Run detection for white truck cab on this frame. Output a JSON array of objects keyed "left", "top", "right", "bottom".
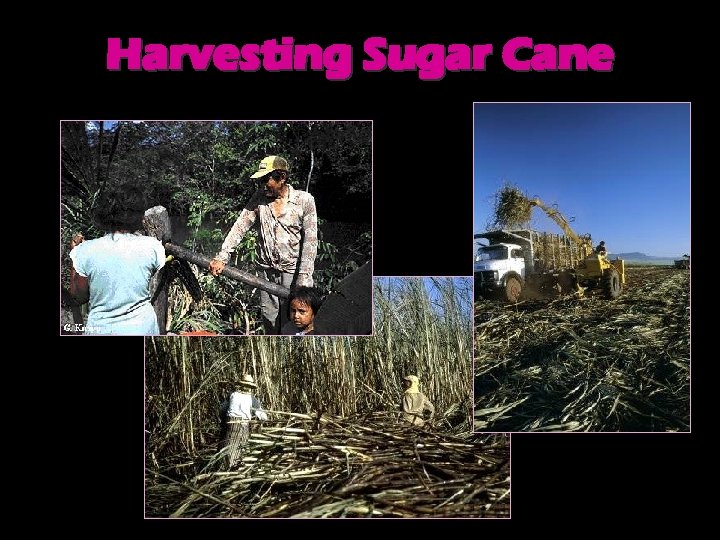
[{"left": 474, "top": 242, "right": 526, "bottom": 295}]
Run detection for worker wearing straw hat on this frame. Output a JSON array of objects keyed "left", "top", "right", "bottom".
[
  {"left": 402, "top": 375, "right": 435, "bottom": 426},
  {"left": 219, "top": 374, "right": 268, "bottom": 468},
  {"left": 209, "top": 155, "right": 318, "bottom": 334}
]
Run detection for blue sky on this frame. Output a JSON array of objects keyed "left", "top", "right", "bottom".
[{"left": 473, "top": 103, "right": 690, "bottom": 257}]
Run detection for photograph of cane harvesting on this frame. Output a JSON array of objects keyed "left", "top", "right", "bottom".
[
  {"left": 60, "top": 120, "right": 372, "bottom": 336},
  {"left": 473, "top": 103, "right": 690, "bottom": 432},
  {"left": 145, "top": 277, "right": 510, "bottom": 518}
]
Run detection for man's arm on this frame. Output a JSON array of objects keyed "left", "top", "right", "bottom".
[
  {"left": 424, "top": 395, "right": 435, "bottom": 419},
  {"left": 403, "top": 394, "right": 424, "bottom": 424},
  {"left": 209, "top": 197, "right": 259, "bottom": 275},
  {"left": 402, "top": 394, "right": 411, "bottom": 414},
  {"left": 297, "top": 194, "right": 318, "bottom": 287},
  {"left": 251, "top": 395, "right": 268, "bottom": 421},
  {"left": 216, "top": 209, "right": 257, "bottom": 263}
]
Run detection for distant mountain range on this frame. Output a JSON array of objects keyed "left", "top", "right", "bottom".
[{"left": 614, "top": 252, "right": 686, "bottom": 264}]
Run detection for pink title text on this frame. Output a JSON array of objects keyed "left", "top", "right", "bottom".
[{"left": 107, "top": 36, "right": 615, "bottom": 81}]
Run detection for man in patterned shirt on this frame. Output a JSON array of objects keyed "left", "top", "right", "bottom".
[{"left": 209, "top": 156, "right": 318, "bottom": 334}]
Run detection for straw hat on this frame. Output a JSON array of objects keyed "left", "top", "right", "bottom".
[{"left": 237, "top": 374, "right": 257, "bottom": 388}]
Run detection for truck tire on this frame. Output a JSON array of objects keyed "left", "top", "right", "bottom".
[
  {"left": 504, "top": 274, "right": 523, "bottom": 303},
  {"left": 603, "top": 268, "right": 622, "bottom": 299},
  {"left": 557, "top": 271, "right": 576, "bottom": 295},
  {"left": 474, "top": 275, "right": 484, "bottom": 301}
]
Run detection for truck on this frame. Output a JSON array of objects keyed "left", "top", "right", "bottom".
[
  {"left": 474, "top": 198, "right": 625, "bottom": 302},
  {"left": 674, "top": 255, "right": 690, "bottom": 269}
]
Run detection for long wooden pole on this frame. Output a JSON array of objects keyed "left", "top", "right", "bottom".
[{"left": 164, "top": 242, "right": 291, "bottom": 300}]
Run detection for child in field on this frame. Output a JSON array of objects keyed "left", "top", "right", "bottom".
[{"left": 281, "top": 286, "right": 324, "bottom": 335}]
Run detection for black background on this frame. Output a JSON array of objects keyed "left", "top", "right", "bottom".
[{"left": 51, "top": 18, "right": 703, "bottom": 529}]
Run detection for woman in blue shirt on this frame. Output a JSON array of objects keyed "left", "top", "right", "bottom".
[{"left": 68, "top": 187, "right": 165, "bottom": 335}]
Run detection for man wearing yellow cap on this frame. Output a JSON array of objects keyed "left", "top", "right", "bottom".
[{"left": 209, "top": 156, "right": 318, "bottom": 334}]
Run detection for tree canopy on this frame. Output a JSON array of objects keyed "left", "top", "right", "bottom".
[{"left": 60, "top": 120, "right": 373, "bottom": 334}]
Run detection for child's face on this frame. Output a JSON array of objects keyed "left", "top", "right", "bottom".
[{"left": 289, "top": 298, "right": 314, "bottom": 330}]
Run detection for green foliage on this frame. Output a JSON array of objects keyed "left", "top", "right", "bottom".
[
  {"left": 317, "top": 237, "right": 338, "bottom": 264},
  {"left": 314, "top": 232, "right": 370, "bottom": 293},
  {"left": 61, "top": 120, "right": 372, "bottom": 332},
  {"left": 186, "top": 194, "right": 212, "bottom": 229},
  {"left": 231, "top": 229, "right": 258, "bottom": 265}
]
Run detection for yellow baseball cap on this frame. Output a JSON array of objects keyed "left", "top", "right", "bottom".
[{"left": 250, "top": 155, "right": 289, "bottom": 179}]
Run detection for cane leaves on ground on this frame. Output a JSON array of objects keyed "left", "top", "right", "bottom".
[
  {"left": 474, "top": 266, "right": 690, "bottom": 432},
  {"left": 145, "top": 277, "right": 505, "bottom": 517}
]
